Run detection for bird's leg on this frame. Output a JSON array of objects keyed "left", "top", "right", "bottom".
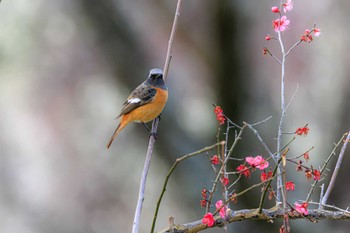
[
  {"left": 142, "top": 122, "right": 151, "bottom": 132},
  {"left": 149, "top": 115, "right": 162, "bottom": 139}
]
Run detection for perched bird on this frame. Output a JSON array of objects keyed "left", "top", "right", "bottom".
[{"left": 106, "top": 68, "right": 168, "bottom": 149}]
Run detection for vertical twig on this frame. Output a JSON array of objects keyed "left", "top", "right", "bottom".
[
  {"left": 132, "top": 1, "right": 183, "bottom": 232},
  {"left": 132, "top": 119, "right": 159, "bottom": 233},
  {"left": 306, "top": 133, "right": 347, "bottom": 202},
  {"left": 321, "top": 131, "right": 350, "bottom": 208},
  {"left": 163, "top": 0, "right": 183, "bottom": 79}
]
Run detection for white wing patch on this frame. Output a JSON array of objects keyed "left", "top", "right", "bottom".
[{"left": 128, "top": 98, "right": 141, "bottom": 104}]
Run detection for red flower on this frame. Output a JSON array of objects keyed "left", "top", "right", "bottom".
[
  {"left": 210, "top": 155, "right": 219, "bottom": 165},
  {"left": 313, "top": 27, "right": 321, "bottom": 37},
  {"left": 200, "top": 199, "right": 206, "bottom": 208},
  {"left": 285, "top": 181, "right": 295, "bottom": 191},
  {"left": 272, "top": 15, "right": 290, "bottom": 32},
  {"left": 236, "top": 164, "right": 250, "bottom": 178},
  {"left": 301, "top": 29, "right": 313, "bottom": 43},
  {"left": 260, "top": 171, "right": 273, "bottom": 182},
  {"left": 294, "top": 202, "right": 308, "bottom": 215},
  {"left": 313, "top": 169, "right": 321, "bottom": 181},
  {"left": 263, "top": 47, "right": 268, "bottom": 55},
  {"left": 245, "top": 155, "right": 269, "bottom": 170},
  {"left": 202, "top": 212, "right": 215, "bottom": 227},
  {"left": 214, "top": 106, "right": 226, "bottom": 125},
  {"left": 221, "top": 177, "right": 229, "bottom": 186},
  {"left": 295, "top": 125, "right": 310, "bottom": 136},
  {"left": 265, "top": 34, "right": 271, "bottom": 41},
  {"left": 271, "top": 6, "right": 280, "bottom": 13},
  {"left": 201, "top": 188, "right": 207, "bottom": 199},
  {"left": 215, "top": 200, "right": 227, "bottom": 219},
  {"left": 282, "top": 0, "right": 293, "bottom": 13}
]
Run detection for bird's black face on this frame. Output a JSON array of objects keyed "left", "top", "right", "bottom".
[{"left": 146, "top": 73, "right": 167, "bottom": 90}]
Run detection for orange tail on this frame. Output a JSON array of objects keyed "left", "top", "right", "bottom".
[
  {"left": 106, "top": 124, "right": 121, "bottom": 149},
  {"left": 106, "top": 115, "right": 130, "bottom": 149}
]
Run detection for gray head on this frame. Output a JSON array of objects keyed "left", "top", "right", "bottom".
[
  {"left": 149, "top": 68, "right": 163, "bottom": 76},
  {"left": 145, "top": 68, "right": 167, "bottom": 90}
]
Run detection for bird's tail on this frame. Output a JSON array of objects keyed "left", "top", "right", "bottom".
[{"left": 106, "top": 123, "right": 122, "bottom": 149}]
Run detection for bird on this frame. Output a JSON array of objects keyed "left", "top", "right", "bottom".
[{"left": 106, "top": 68, "right": 168, "bottom": 149}]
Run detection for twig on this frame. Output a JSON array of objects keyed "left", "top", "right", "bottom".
[
  {"left": 243, "top": 121, "right": 275, "bottom": 161},
  {"left": 318, "top": 184, "right": 324, "bottom": 209},
  {"left": 133, "top": 118, "right": 159, "bottom": 233},
  {"left": 157, "top": 207, "right": 350, "bottom": 233},
  {"left": 321, "top": 131, "right": 350, "bottom": 207},
  {"left": 132, "top": 1, "right": 183, "bottom": 232},
  {"left": 163, "top": 0, "right": 183, "bottom": 80},
  {"left": 284, "top": 83, "right": 299, "bottom": 112},
  {"left": 306, "top": 133, "right": 347, "bottom": 202},
  {"left": 151, "top": 141, "right": 225, "bottom": 233},
  {"left": 264, "top": 46, "right": 282, "bottom": 64},
  {"left": 207, "top": 127, "right": 245, "bottom": 212}
]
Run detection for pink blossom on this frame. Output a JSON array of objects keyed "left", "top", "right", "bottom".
[
  {"left": 272, "top": 16, "right": 290, "bottom": 32},
  {"left": 271, "top": 6, "right": 280, "bottom": 13},
  {"left": 294, "top": 202, "right": 308, "bottom": 215},
  {"left": 245, "top": 155, "right": 269, "bottom": 170},
  {"left": 314, "top": 28, "right": 321, "bottom": 37},
  {"left": 202, "top": 212, "right": 215, "bottom": 227},
  {"left": 215, "top": 200, "right": 227, "bottom": 219},
  {"left": 265, "top": 34, "right": 271, "bottom": 41},
  {"left": 283, "top": 0, "right": 293, "bottom": 13}
]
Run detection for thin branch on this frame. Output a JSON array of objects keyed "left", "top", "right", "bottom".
[
  {"left": 133, "top": 1, "right": 183, "bottom": 232},
  {"left": 321, "top": 131, "right": 350, "bottom": 207},
  {"left": 306, "top": 133, "right": 347, "bottom": 202},
  {"left": 133, "top": 118, "right": 160, "bottom": 233},
  {"left": 207, "top": 127, "right": 245, "bottom": 212},
  {"left": 284, "top": 83, "right": 299, "bottom": 112},
  {"left": 157, "top": 208, "right": 350, "bottom": 233},
  {"left": 163, "top": 0, "right": 183, "bottom": 80},
  {"left": 243, "top": 121, "right": 275, "bottom": 160},
  {"left": 151, "top": 141, "right": 225, "bottom": 233},
  {"left": 264, "top": 46, "right": 282, "bottom": 64},
  {"left": 309, "top": 201, "right": 350, "bottom": 214}
]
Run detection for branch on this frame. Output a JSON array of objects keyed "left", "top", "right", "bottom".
[
  {"left": 151, "top": 141, "right": 225, "bottom": 233},
  {"left": 321, "top": 130, "right": 350, "bottom": 207},
  {"left": 305, "top": 133, "right": 347, "bottom": 202},
  {"left": 157, "top": 208, "right": 350, "bottom": 233},
  {"left": 132, "top": 118, "right": 159, "bottom": 233},
  {"left": 132, "top": 1, "right": 183, "bottom": 232}
]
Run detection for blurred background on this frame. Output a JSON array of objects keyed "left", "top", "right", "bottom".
[{"left": 0, "top": 0, "right": 349, "bottom": 232}]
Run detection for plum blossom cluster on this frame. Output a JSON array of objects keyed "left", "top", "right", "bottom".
[
  {"left": 266, "top": 0, "right": 320, "bottom": 44},
  {"left": 236, "top": 155, "right": 269, "bottom": 178},
  {"left": 271, "top": 0, "right": 293, "bottom": 32},
  {"left": 301, "top": 28, "right": 321, "bottom": 43},
  {"left": 294, "top": 202, "right": 309, "bottom": 215},
  {"left": 214, "top": 106, "right": 226, "bottom": 125},
  {"left": 210, "top": 155, "right": 220, "bottom": 165},
  {"left": 295, "top": 124, "right": 310, "bottom": 136},
  {"left": 202, "top": 200, "right": 228, "bottom": 227}
]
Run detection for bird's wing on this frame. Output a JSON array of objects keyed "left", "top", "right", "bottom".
[{"left": 117, "top": 85, "right": 157, "bottom": 117}]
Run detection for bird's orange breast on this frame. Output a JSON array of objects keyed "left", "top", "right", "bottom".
[{"left": 123, "top": 87, "right": 168, "bottom": 123}]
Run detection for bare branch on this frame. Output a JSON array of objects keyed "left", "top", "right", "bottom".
[
  {"left": 157, "top": 208, "right": 350, "bottom": 233},
  {"left": 133, "top": 1, "right": 183, "bottom": 232},
  {"left": 306, "top": 133, "right": 347, "bottom": 202},
  {"left": 321, "top": 131, "right": 350, "bottom": 207},
  {"left": 151, "top": 141, "right": 225, "bottom": 233}
]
